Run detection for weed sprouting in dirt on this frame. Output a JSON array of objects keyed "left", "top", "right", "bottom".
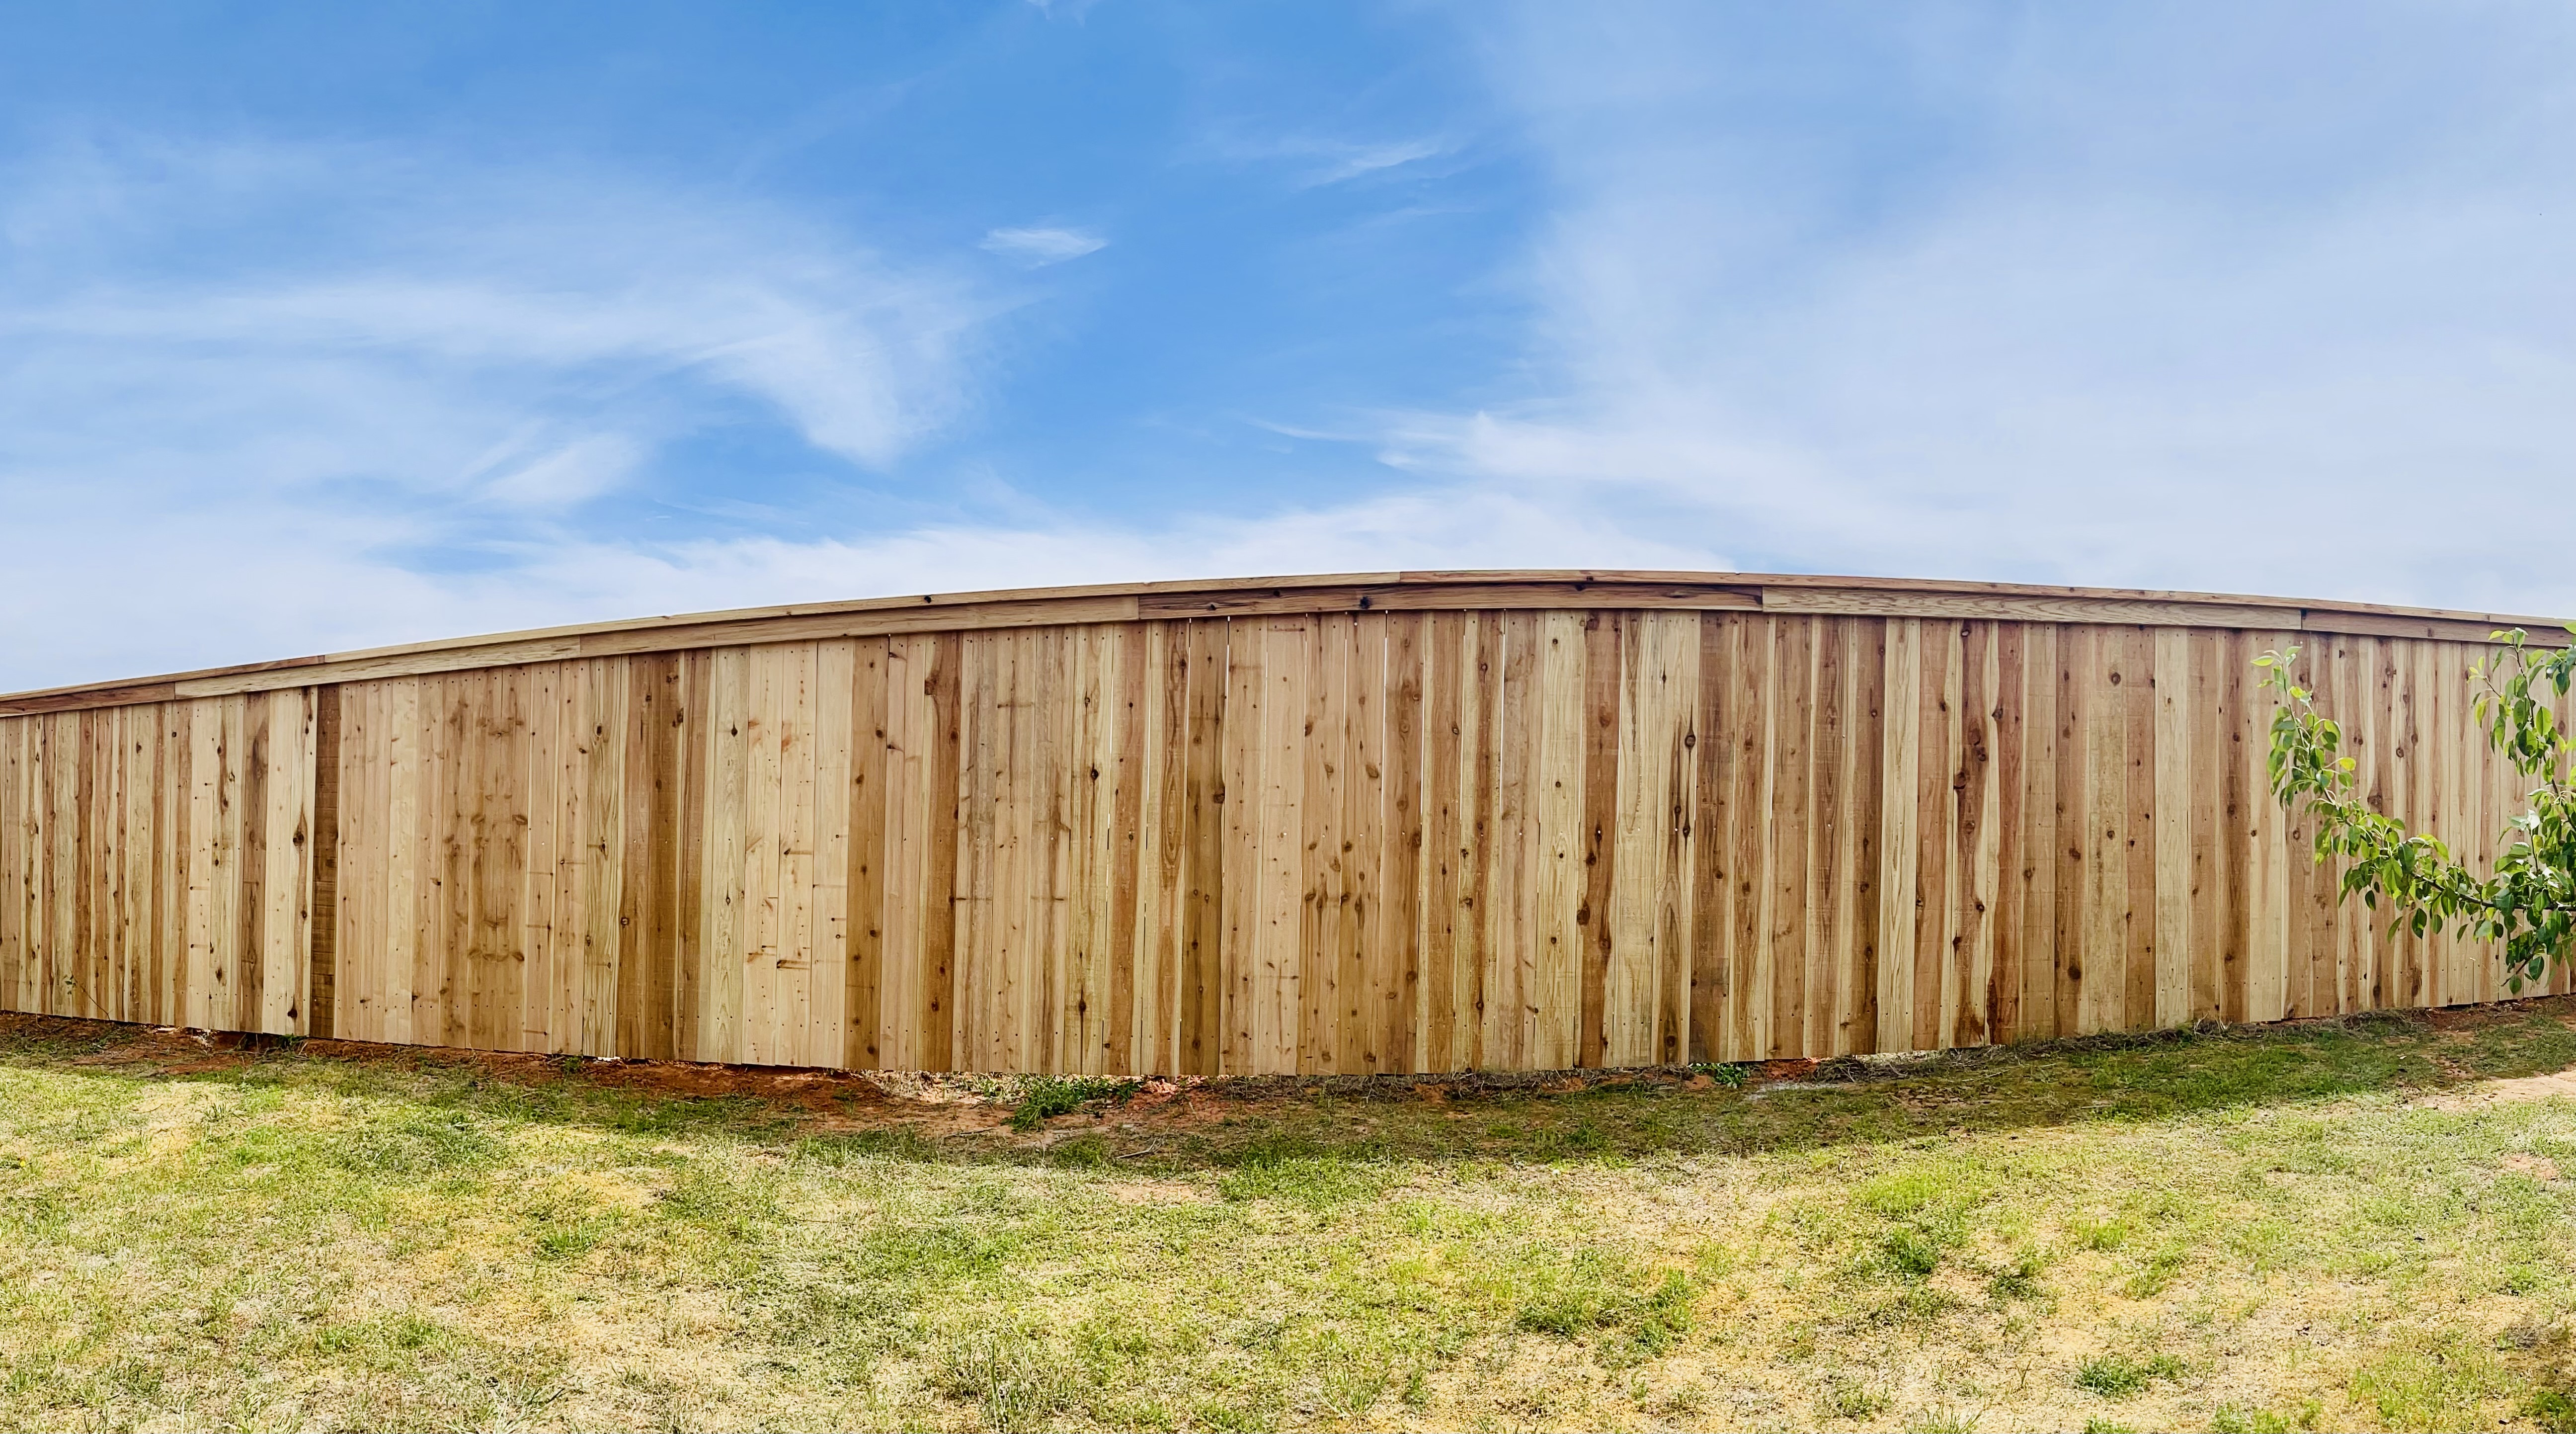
[
  {"left": 1006, "top": 1074, "right": 1138, "bottom": 1132},
  {"left": 2069, "top": 1216, "right": 2129, "bottom": 1251},
  {"left": 1879, "top": 1226, "right": 1945, "bottom": 1278},
  {"left": 1987, "top": 1247, "right": 2046, "bottom": 1300},
  {"left": 935, "top": 1328, "right": 1084, "bottom": 1433},
  {"left": 2523, "top": 1388, "right": 2576, "bottom": 1434},
  {"left": 1511, "top": 1253, "right": 1694, "bottom": 1364},
  {"left": 2074, "top": 1352, "right": 2186, "bottom": 1398},
  {"left": 2212, "top": 1398, "right": 2325, "bottom": 1433},
  {"left": 1820, "top": 1374, "right": 1892, "bottom": 1420}
]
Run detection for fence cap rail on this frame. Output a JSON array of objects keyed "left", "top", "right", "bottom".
[{"left": 7, "top": 569, "right": 2570, "bottom": 716}]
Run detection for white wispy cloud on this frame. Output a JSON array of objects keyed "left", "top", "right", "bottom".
[
  {"left": 1205, "top": 132, "right": 1455, "bottom": 188},
  {"left": 1392, "top": 2, "right": 2576, "bottom": 615},
  {"left": 978, "top": 225, "right": 1107, "bottom": 266},
  {"left": 471, "top": 432, "right": 646, "bottom": 509},
  {"left": 1299, "top": 137, "right": 1450, "bottom": 186},
  {"left": 1, "top": 168, "right": 986, "bottom": 473},
  {"left": 0, "top": 135, "right": 1690, "bottom": 693},
  {"left": 0, "top": 136, "right": 1001, "bottom": 687}
]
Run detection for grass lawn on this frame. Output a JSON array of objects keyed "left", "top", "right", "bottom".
[{"left": 10, "top": 1006, "right": 2576, "bottom": 1433}]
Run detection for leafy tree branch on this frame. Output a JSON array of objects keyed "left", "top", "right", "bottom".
[{"left": 2259, "top": 628, "right": 2576, "bottom": 992}]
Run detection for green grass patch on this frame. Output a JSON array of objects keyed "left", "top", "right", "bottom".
[
  {"left": 2073, "top": 1351, "right": 2186, "bottom": 1398},
  {"left": 2212, "top": 1398, "right": 2325, "bottom": 1433},
  {"left": 8, "top": 1004, "right": 2576, "bottom": 1428}
]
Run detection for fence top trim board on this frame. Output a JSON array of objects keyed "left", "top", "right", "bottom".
[{"left": 9, "top": 568, "right": 2569, "bottom": 716}]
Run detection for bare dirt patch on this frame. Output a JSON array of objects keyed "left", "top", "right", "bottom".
[
  {"left": 22, "top": 992, "right": 2576, "bottom": 1153},
  {"left": 2420, "top": 1069, "right": 2576, "bottom": 1111},
  {"left": 0, "top": 1011, "right": 1775, "bottom": 1144}
]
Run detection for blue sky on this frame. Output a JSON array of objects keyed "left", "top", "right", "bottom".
[{"left": 2, "top": 2, "right": 2571, "bottom": 691}]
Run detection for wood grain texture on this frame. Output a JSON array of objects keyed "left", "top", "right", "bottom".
[
  {"left": 0, "top": 696, "right": 315, "bottom": 1034},
  {"left": 8, "top": 606, "right": 2570, "bottom": 1072}
]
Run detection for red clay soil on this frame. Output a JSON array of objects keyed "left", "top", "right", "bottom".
[
  {"left": 0, "top": 1012, "right": 1826, "bottom": 1138},
  {"left": 11, "top": 997, "right": 2576, "bottom": 1140}
]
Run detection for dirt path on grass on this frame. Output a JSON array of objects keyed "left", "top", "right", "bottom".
[{"left": 2420, "top": 1068, "right": 2576, "bottom": 1111}]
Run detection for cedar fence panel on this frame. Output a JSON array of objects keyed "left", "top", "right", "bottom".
[{"left": 5, "top": 574, "right": 2571, "bottom": 1073}]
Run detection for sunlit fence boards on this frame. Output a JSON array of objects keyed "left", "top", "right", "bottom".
[
  {"left": 0, "top": 691, "right": 320, "bottom": 1035},
  {"left": 3, "top": 573, "right": 2567, "bottom": 1073}
]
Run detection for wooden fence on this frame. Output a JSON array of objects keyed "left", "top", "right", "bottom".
[{"left": 3, "top": 572, "right": 2568, "bottom": 1074}]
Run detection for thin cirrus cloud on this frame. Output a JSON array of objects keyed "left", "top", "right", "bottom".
[
  {"left": 0, "top": 158, "right": 988, "bottom": 475},
  {"left": 1307, "top": 137, "right": 1450, "bottom": 185},
  {"left": 978, "top": 225, "right": 1107, "bottom": 266},
  {"left": 0, "top": 137, "right": 1650, "bottom": 694},
  {"left": 468, "top": 432, "right": 648, "bottom": 510},
  {"left": 1392, "top": 2, "right": 2576, "bottom": 616},
  {"left": 0, "top": 138, "right": 1002, "bottom": 687},
  {"left": 1198, "top": 130, "right": 1455, "bottom": 188}
]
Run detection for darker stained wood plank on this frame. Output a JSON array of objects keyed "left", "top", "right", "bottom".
[
  {"left": 1724, "top": 616, "right": 1770, "bottom": 1060},
  {"left": 1955, "top": 623, "right": 1995, "bottom": 1045},
  {"left": 436, "top": 674, "right": 474, "bottom": 1050},
  {"left": 1418, "top": 614, "right": 1465, "bottom": 1072},
  {"left": 921, "top": 631, "right": 964, "bottom": 1073},
  {"left": 1771, "top": 617, "right": 1817, "bottom": 1058},
  {"left": 1377, "top": 614, "right": 1426, "bottom": 1075},
  {"left": 1577, "top": 611, "right": 1621, "bottom": 1068},
  {"left": 72, "top": 709, "right": 99, "bottom": 1020},
  {"left": 844, "top": 639, "right": 890, "bottom": 1069},
  {"left": 309, "top": 686, "right": 341, "bottom": 1038},
  {"left": 1106, "top": 626, "right": 1148, "bottom": 1074},
  {"left": 236, "top": 699, "right": 271, "bottom": 1035},
  {"left": 674, "top": 651, "right": 713, "bottom": 1060},
  {"left": 1141, "top": 623, "right": 1190, "bottom": 1074},
  {"left": 492, "top": 671, "right": 534, "bottom": 1055},
  {"left": 463, "top": 673, "right": 502, "bottom": 1051},
  {"left": 1687, "top": 614, "right": 1730, "bottom": 1063},
  {"left": 1334, "top": 615, "right": 1384, "bottom": 1077},
  {"left": 1178, "top": 620, "right": 1228, "bottom": 1078},
  {"left": 1462, "top": 614, "right": 1501, "bottom": 1069},
  {"left": 2122, "top": 627, "right": 2159, "bottom": 1033},
  {"left": 2217, "top": 631, "right": 2251, "bottom": 1025},
  {"left": 618, "top": 655, "right": 684, "bottom": 1060},
  {"left": 2052, "top": 628, "right": 2089, "bottom": 1037},
  {"left": 1991, "top": 628, "right": 2025, "bottom": 1046},
  {"left": 1807, "top": 618, "right": 1849, "bottom": 1058},
  {"left": 1850, "top": 618, "right": 1888, "bottom": 1055}
]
